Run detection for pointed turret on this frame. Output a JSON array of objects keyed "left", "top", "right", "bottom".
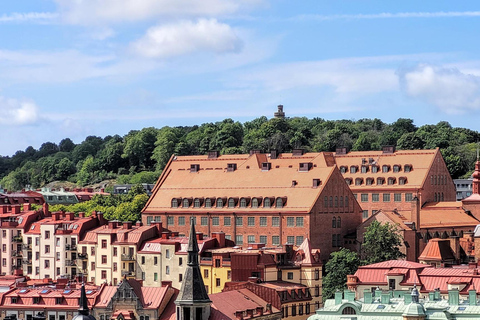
[
  {"left": 175, "top": 217, "right": 211, "bottom": 320},
  {"left": 72, "top": 283, "right": 96, "bottom": 320}
]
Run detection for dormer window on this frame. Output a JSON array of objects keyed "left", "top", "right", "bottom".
[
  {"left": 190, "top": 164, "right": 200, "bottom": 173},
  {"left": 340, "top": 166, "right": 347, "bottom": 174},
  {"left": 361, "top": 165, "right": 368, "bottom": 173},
  {"left": 404, "top": 165, "right": 412, "bottom": 172},
  {"left": 194, "top": 198, "right": 201, "bottom": 208},
  {"left": 216, "top": 198, "right": 224, "bottom": 208},
  {"left": 399, "top": 177, "right": 407, "bottom": 185},
  {"left": 366, "top": 178, "right": 373, "bottom": 186},
  {"left": 350, "top": 166, "right": 358, "bottom": 174},
  {"left": 261, "top": 162, "right": 272, "bottom": 171},
  {"left": 252, "top": 198, "right": 260, "bottom": 208},
  {"left": 182, "top": 198, "right": 190, "bottom": 208},
  {"left": 264, "top": 198, "right": 271, "bottom": 208},
  {"left": 276, "top": 197, "right": 286, "bottom": 208},
  {"left": 393, "top": 165, "right": 401, "bottom": 172},
  {"left": 345, "top": 178, "right": 352, "bottom": 186},
  {"left": 205, "top": 198, "right": 212, "bottom": 208},
  {"left": 240, "top": 198, "right": 247, "bottom": 208},
  {"left": 382, "top": 165, "right": 390, "bottom": 173},
  {"left": 387, "top": 177, "right": 396, "bottom": 185},
  {"left": 371, "top": 166, "right": 378, "bottom": 173},
  {"left": 228, "top": 198, "right": 236, "bottom": 208},
  {"left": 355, "top": 178, "right": 363, "bottom": 186},
  {"left": 377, "top": 178, "right": 385, "bottom": 185},
  {"left": 171, "top": 199, "right": 179, "bottom": 208}
]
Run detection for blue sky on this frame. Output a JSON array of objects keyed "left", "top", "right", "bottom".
[{"left": 2, "top": 1, "right": 480, "bottom": 156}]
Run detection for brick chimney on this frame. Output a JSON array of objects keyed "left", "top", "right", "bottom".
[
  {"left": 52, "top": 212, "right": 60, "bottom": 221},
  {"left": 136, "top": 221, "right": 143, "bottom": 227},
  {"left": 196, "top": 232, "right": 204, "bottom": 241},
  {"left": 12, "top": 205, "right": 20, "bottom": 214},
  {"left": 78, "top": 212, "right": 85, "bottom": 218},
  {"left": 67, "top": 212, "right": 75, "bottom": 220},
  {"left": 42, "top": 202, "right": 50, "bottom": 215},
  {"left": 23, "top": 203, "right": 31, "bottom": 211},
  {"left": 123, "top": 221, "right": 132, "bottom": 229},
  {"left": 212, "top": 232, "right": 226, "bottom": 247},
  {"left": 235, "top": 311, "right": 243, "bottom": 320},
  {"left": 151, "top": 221, "right": 162, "bottom": 233}
]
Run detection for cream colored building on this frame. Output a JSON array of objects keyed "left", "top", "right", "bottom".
[{"left": 78, "top": 220, "right": 159, "bottom": 285}]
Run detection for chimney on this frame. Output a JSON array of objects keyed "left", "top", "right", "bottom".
[
  {"left": 78, "top": 212, "right": 85, "bottom": 218},
  {"left": 411, "top": 196, "right": 420, "bottom": 231},
  {"left": 335, "top": 147, "right": 348, "bottom": 155},
  {"left": 292, "top": 149, "right": 305, "bottom": 156},
  {"left": 42, "top": 202, "right": 49, "bottom": 215},
  {"left": 196, "top": 232, "right": 204, "bottom": 241},
  {"left": 136, "top": 221, "right": 142, "bottom": 227},
  {"left": 249, "top": 150, "right": 261, "bottom": 156},
  {"left": 23, "top": 203, "right": 31, "bottom": 211},
  {"left": 235, "top": 311, "right": 243, "bottom": 320},
  {"left": 255, "top": 307, "right": 263, "bottom": 316},
  {"left": 108, "top": 221, "right": 117, "bottom": 229},
  {"left": 12, "top": 205, "right": 20, "bottom": 214},
  {"left": 67, "top": 212, "right": 75, "bottom": 220},
  {"left": 151, "top": 221, "right": 162, "bottom": 233},
  {"left": 382, "top": 146, "right": 395, "bottom": 154},
  {"left": 208, "top": 151, "right": 220, "bottom": 159},
  {"left": 123, "top": 221, "right": 132, "bottom": 229},
  {"left": 162, "top": 232, "right": 170, "bottom": 239},
  {"left": 212, "top": 232, "right": 226, "bottom": 247},
  {"left": 270, "top": 150, "right": 278, "bottom": 159},
  {"left": 97, "top": 212, "right": 106, "bottom": 225},
  {"left": 91, "top": 211, "right": 98, "bottom": 219},
  {"left": 52, "top": 212, "right": 60, "bottom": 221}
]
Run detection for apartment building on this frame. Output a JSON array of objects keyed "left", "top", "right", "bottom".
[
  {"left": 78, "top": 220, "right": 158, "bottom": 286},
  {"left": 22, "top": 211, "right": 106, "bottom": 280},
  {"left": 142, "top": 150, "right": 363, "bottom": 262}
]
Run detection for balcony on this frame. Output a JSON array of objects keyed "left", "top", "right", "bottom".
[
  {"left": 77, "top": 253, "right": 88, "bottom": 260},
  {"left": 121, "top": 271, "right": 135, "bottom": 277},
  {"left": 12, "top": 251, "right": 22, "bottom": 257},
  {"left": 65, "top": 260, "right": 76, "bottom": 266},
  {"left": 65, "top": 244, "right": 77, "bottom": 251},
  {"left": 12, "top": 236, "right": 23, "bottom": 243},
  {"left": 121, "top": 254, "right": 136, "bottom": 261},
  {"left": 22, "top": 259, "right": 32, "bottom": 265},
  {"left": 1, "top": 221, "right": 18, "bottom": 228},
  {"left": 22, "top": 244, "right": 32, "bottom": 250},
  {"left": 12, "top": 265, "right": 22, "bottom": 270}
]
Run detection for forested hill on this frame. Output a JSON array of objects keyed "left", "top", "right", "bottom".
[{"left": 1, "top": 117, "right": 479, "bottom": 191}]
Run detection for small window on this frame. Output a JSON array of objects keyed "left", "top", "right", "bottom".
[
  {"left": 224, "top": 217, "right": 231, "bottom": 226},
  {"left": 296, "top": 217, "right": 304, "bottom": 227},
  {"left": 251, "top": 198, "right": 259, "bottom": 208},
  {"left": 171, "top": 199, "right": 178, "bottom": 208},
  {"left": 362, "top": 210, "right": 368, "bottom": 219},
  {"left": 361, "top": 194, "right": 368, "bottom": 202},
  {"left": 388, "top": 177, "right": 395, "bottom": 185},
  {"left": 194, "top": 198, "right": 201, "bottom": 208},
  {"left": 276, "top": 198, "right": 284, "bottom": 208},
  {"left": 366, "top": 178, "right": 373, "bottom": 185},
  {"left": 287, "top": 236, "right": 294, "bottom": 244},
  {"left": 355, "top": 178, "right": 363, "bottom": 186},
  {"left": 287, "top": 217, "right": 295, "bottom": 227},
  {"left": 394, "top": 193, "right": 402, "bottom": 202},
  {"left": 178, "top": 216, "right": 185, "bottom": 226},
  {"left": 183, "top": 198, "right": 189, "bottom": 208},
  {"left": 377, "top": 178, "right": 384, "bottom": 185},
  {"left": 399, "top": 177, "right": 407, "bottom": 185},
  {"left": 201, "top": 217, "right": 208, "bottom": 226},
  {"left": 382, "top": 165, "right": 389, "bottom": 173},
  {"left": 340, "top": 166, "right": 347, "bottom": 174},
  {"left": 212, "top": 217, "right": 219, "bottom": 226},
  {"left": 272, "top": 236, "right": 280, "bottom": 246},
  {"left": 205, "top": 198, "right": 212, "bottom": 208},
  {"left": 287, "top": 272, "right": 293, "bottom": 280},
  {"left": 228, "top": 198, "right": 235, "bottom": 208},
  {"left": 101, "top": 239, "right": 107, "bottom": 248},
  {"left": 272, "top": 217, "right": 279, "bottom": 227},
  {"left": 260, "top": 217, "right": 267, "bottom": 227},
  {"left": 248, "top": 217, "right": 255, "bottom": 226},
  {"left": 332, "top": 217, "right": 336, "bottom": 228},
  {"left": 345, "top": 178, "right": 352, "bottom": 185},
  {"left": 350, "top": 166, "right": 358, "bottom": 173},
  {"left": 216, "top": 198, "right": 224, "bottom": 208},
  {"left": 371, "top": 165, "right": 378, "bottom": 173},
  {"left": 361, "top": 165, "right": 368, "bottom": 173},
  {"left": 342, "top": 307, "right": 356, "bottom": 315},
  {"left": 383, "top": 193, "right": 390, "bottom": 202},
  {"left": 240, "top": 198, "right": 247, "bottom": 208},
  {"left": 248, "top": 235, "right": 255, "bottom": 243},
  {"left": 372, "top": 194, "right": 379, "bottom": 202},
  {"left": 404, "top": 165, "right": 412, "bottom": 172},
  {"left": 393, "top": 165, "right": 401, "bottom": 172},
  {"left": 264, "top": 198, "right": 271, "bottom": 208}
]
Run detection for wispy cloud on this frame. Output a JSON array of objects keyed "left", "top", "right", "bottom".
[
  {"left": 0, "top": 12, "right": 58, "bottom": 23},
  {"left": 293, "top": 11, "right": 480, "bottom": 22},
  {"left": 0, "top": 96, "right": 40, "bottom": 125}
]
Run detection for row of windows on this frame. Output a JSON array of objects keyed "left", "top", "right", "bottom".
[
  {"left": 434, "top": 192, "right": 445, "bottom": 202},
  {"left": 281, "top": 303, "right": 314, "bottom": 318},
  {"left": 172, "top": 197, "right": 286, "bottom": 209},
  {"left": 165, "top": 216, "right": 303, "bottom": 227},
  {"left": 323, "top": 196, "right": 350, "bottom": 208},
  {"left": 234, "top": 235, "right": 304, "bottom": 246},
  {"left": 341, "top": 164, "right": 412, "bottom": 174},
  {"left": 431, "top": 175, "right": 448, "bottom": 185},
  {"left": 345, "top": 177, "right": 407, "bottom": 186},
  {"left": 357, "top": 193, "right": 413, "bottom": 203}
]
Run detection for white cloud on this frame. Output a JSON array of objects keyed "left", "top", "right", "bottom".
[
  {"left": 398, "top": 64, "right": 480, "bottom": 114},
  {"left": 293, "top": 11, "right": 480, "bottom": 22},
  {"left": 0, "top": 96, "right": 39, "bottom": 125},
  {"left": 0, "top": 12, "right": 57, "bottom": 23},
  {"left": 131, "top": 19, "right": 243, "bottom": 58},
  {"left": 55, "top": 0, "right": 262, "bottom": 25}
]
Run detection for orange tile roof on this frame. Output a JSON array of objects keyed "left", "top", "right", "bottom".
[
  {"left": 143, "top": 152, "right": 337, "bottom": 214},
  {"left": 334, "top": 149, "right": 439, "bottom": 190},
  {"left": 418, "top": 239, "right": 456, "bottom": 262}
]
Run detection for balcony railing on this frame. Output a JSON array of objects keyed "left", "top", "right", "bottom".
[
  {"left": 65, "top": 260, "right": 76, "bottom": 266},
  {"left": 12, "top": 236, "right": 23, "bottom": 243},
  {"left": 22, "top": 259, "right": 32, "bottom": 265},
  {"left": 77, "top": 253, "right": 88, "bottom": 260},
  {"left": 121, "top": 271, "right": 135, "bottom": 277},
  {"left": 12, "top": 265, "right": 22, "bottom": 270},
  {"left": 65, "top": 244, "right": 77, "bottom": 251},
  {"left": 12, "top": 251, "right": 22, "bottom": 257},
  {"left": 121, "top": 254, "right": 136, "bottom": 261},
  {"left": 22, "top": 244, "right": 32, "bottom": 250}
]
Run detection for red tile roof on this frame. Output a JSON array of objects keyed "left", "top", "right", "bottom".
[{"left": 418, "top": 239, "right": 456, "bottom": 262}]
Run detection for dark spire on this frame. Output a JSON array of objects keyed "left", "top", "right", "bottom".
[
  {"left": 176, "top": 217, "right": 211, "bottom": 304},
  {"left": 187, "top": 216, "right": 199, "bottom": 266},
  {"left": 78, "top": 283, "right": 89, "bottom": 315}
]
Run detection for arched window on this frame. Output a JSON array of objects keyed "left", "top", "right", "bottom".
[
  {"left": 276, "top": 198, "right": 283, "bottom": 208},
  {"left": 171, "top": 199, "right": 178, "bottom": 208},
  {"left": 339, "top": 196, "right": 343, "bottom": 207},
  {"left": 404, "top": 165, "right": 412, "bottom": 172},
  {"left": 350, "top": 166, "right": 358, "bottom": 173},
  {"left": 205, "top": 198, "right": 212, "bottom": 208},
  {"left": 388, "top": 177, "right": 396, "bottom": 185},
  {"left": 393, "top": 165, "right": 401, "bottom": 172},
  {"left": 340, "top": 166, "right": 347, "bottom": 174},
  {"left": 252, "top": 198, "right": 259, "bottom": 208},
  {"left": 337, "top": 216, "right": 341, "bottom": 228},
  {"left": 329, "top": 197, "right": 333, "bottom": 207},
  {"left": 355, "top": 178, "right": 363, "bottom": 186},
  {"left": 441, "top": 192, "right": 444, "bottom": 201},
  {"left": 361, "top": 165, "right": 368, "bottom": 173},
  {"left": 194, "top": 198, "right": 201, "bottom": 208},
  {"left": 345, "top": 178, "right": 352, "bottom": 185},
  {"left": 228, "top": 198, "right": 235, "bottom": 208},
  {"left": 342, "top": 307, "right": 356, "bottom": 315},
  {"left": 366, "top": 178, "right": 373, "bottom": 186},
  {"left": 335, "top": 196, "right": 338, "bottom": 207},
  {"left": 264, "top": 198, "right": 271, "bottom": 208},
  {"left": 382, "top": 165, "right": 389, "bottom": 173},
  {"left": 240, "top": 198, "right": 247, "bottom": 208},
  {"left": 183, "top": 198, "right": 189, "bottom": 208},
  {"left": 332, "top": 217, "right": 336, "bottom": 228},
  {"left": 216, "top": 198, "right": 224, "bottom": 208},
  {"left": 434, "top": 193, "right": 438, "bottom": 202},
  {"left": 377, "top": 178, "right": 384, "bottom": 185},
  {"left": 371, "top": 165, "right": 378, "bottom": 173},
  {"left": 324, "top": 196, "right": 328, "bottom": 208},
  {"left": 399, "top": 177, "right": 407, "bottom": 185},
  {"left": 345, "top": 196, "right": 349, "bottom": 208}
]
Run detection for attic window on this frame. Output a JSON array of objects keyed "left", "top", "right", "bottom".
[
  {"left": 190, "top": 164, "right": 200, "bottom": 173},
  {"left": 240, "top": 198, "right": 247, "bottom": 208},
  {"left": 313, "top": 179, "right": 321, "bottom": 188},
  {"left": 251, "top": 198, "right": 260, "bottom": 208},
  {"left": 264, "top": 198, "right": 271, "bottom": 208},
  {"left": 299, "top": 163, "right": 312, "bottom": 172},
  {"left": 340, "top": 166, "right": 347, "bottom": 174},
  {"left": 227, "top": 163, "right": 237, "bottom": 172},
  {"left": 171, "top": 199, "right": 179, "bottom": 208},
  {"left": 366, "top": 178, "right": 374, "bottom": 186},
  {"left": 377, "top": 178, "right": 385, "bottom": 185},
  {"left": 399, "top": 177, "right": 407, "bottom": 185},
  {"left": 404, "top": 165, "right": 412, "bottom": 172},
  {"left": 355, "top": 178, "right": 363, "bottom": 186},
  {"left": 371, "top": 165, "right": 378, "bottom": 173},
  {"left": 344, "top": 178, "right": 352, "bottom": 186},
  {"left": 393, "top": 165, "right": 401, "bottom": 172},
  {"left": 388, "top": 177, "right": 396, "bottom": 185},
  {"left": 194, "top": 198, "right": 201, "bottom": 208},
  {"left": 276, "top": 197, "right": 286, "bottom": 208},
  {"left": 350, "top": 166, "right": 358, "bottom": 174},
  {"left": 261, "top": 162, "right": 272, "bottom": 171},
  {"left": 182, "top": 198, "right": 190, "bottom": 208},
  {"left": 228, "top": 198, "right": 236, "bottom": 208},
  {"left": 216, "top": 198, "right": 224, "bottom": 208},
  {"left": 382, "top": 165, "right": 390, "bottom": 173},
  {"left": 361, "top": 165, "right": 368, "bottom": 173}
]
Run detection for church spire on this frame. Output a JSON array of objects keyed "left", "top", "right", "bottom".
[{"left": 72, "top": 283, "right": 96, "bottom": 320}]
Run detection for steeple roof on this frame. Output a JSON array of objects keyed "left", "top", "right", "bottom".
[{"left": 72, "top": 283, "right": 96, "bottom": 320}]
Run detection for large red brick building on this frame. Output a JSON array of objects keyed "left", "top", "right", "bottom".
[
  {"left": 333, "top": 147, "right": 456, "bottom": 220},
  {"left": 142, "top": 151, "right": 363, "bottom": 261}
]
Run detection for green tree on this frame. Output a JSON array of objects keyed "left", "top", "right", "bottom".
[
  {"left": 323, "top": 248, "right": 360, "bottom": 301},
  {"left": 361, "top": 221, "right": 405, "bottom": 265}
]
